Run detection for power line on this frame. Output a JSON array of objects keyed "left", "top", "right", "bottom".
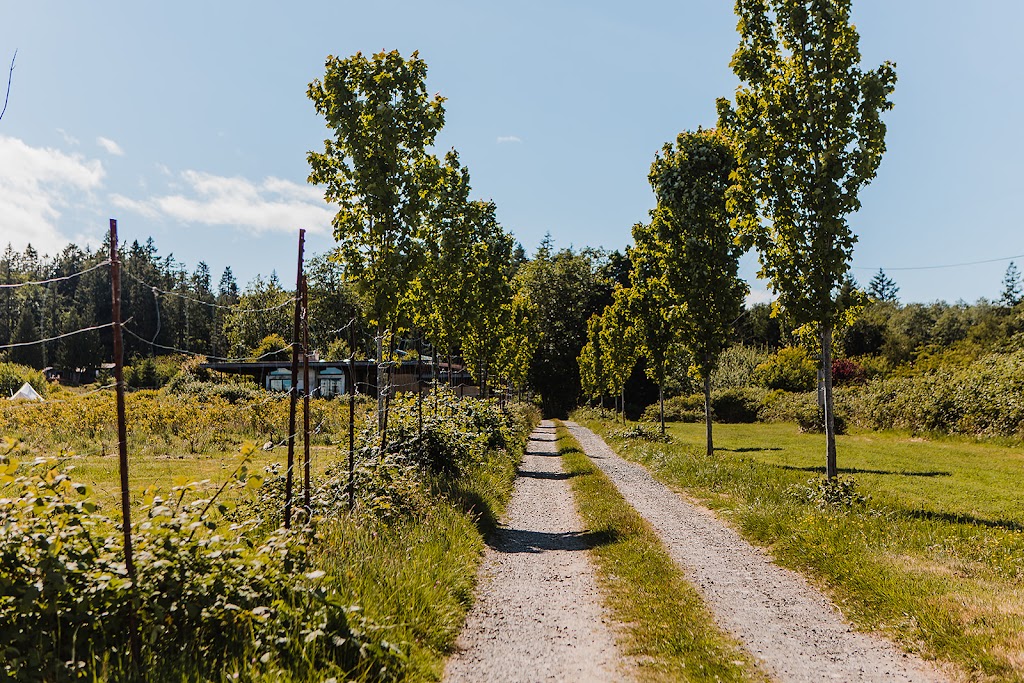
[
  {"left": 121, "top": 326, "right": 298, "bottom": 362},
  {"left": 0, "top": 322, "right": 117, "bottom": 351},
  {"left": 121, "top": 268, "right": 298, "bottom": 313},
  {"left": 853, "top": 253, "right": 1024, "bottom": 272},
  {"left": 0, "top": 260, "right": 111, "bottom": 289}
]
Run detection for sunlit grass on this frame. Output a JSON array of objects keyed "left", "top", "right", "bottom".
[
  {"left": 577, "top": 414, "right": 1024, "bottom": 681},
  {"left": 555, "top": 422, "right": 769, "bottom": 683}
]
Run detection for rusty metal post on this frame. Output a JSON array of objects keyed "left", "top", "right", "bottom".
[
  {"left": 302, "top": 276, "right": 311, "bottom": 514},
  {"left": 348, "top": 323, "right": 355, "bottom": 511},
  {"left": 284, "top": 229, "right": 305, "bottom": 530},
  {"left": 109, "top": 219, "right": 141, "bottom": 667}
]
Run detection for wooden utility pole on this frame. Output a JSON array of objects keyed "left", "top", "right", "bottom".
[
  {"left": 284, "top": 229, "right": 305, "bottom": 530},
  {"left": 109, "top": 218, "right": 141, "bottom": 667}
]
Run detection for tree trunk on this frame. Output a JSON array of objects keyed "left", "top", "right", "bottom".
[
  {"left": 703, "top": 365, "right": 713, "bottom": 457},
  {"left": 659, "top": 363, "right": 666, "bottom": 436},
  {"left": 822, "top": 325, "right": 838, "bottom": 479},
  {"left": 376, "top": 330, "right": 385, "bottom": 433}
]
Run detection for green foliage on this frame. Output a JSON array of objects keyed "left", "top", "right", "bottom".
[
  {"left": 642, "top": 394, "right": 705, "bottom": 423},
  {"left": 753, "top": 346, "right": 817, "bottom": 392},
  {"left": 0, "top": 442, "right": 397, "bottom": 682},
  {"left": 307, "top": 49, "right": 445, "bottom": 332},
  {"left": 222, "top": 274, "right": 292, "bottom": 359},
  {"left": 718, "top": 0, "right": 896, "bottom": 332},
  {"left": 710, "top": 344, "right": 773, "bottom": 392},
  {"left": 839, "top": 349, "right": 1024, "bottom": 438},
  {"left": 867, "top": 268, "right": 899, "bottom": 303},
  {"left": 515, "top": 242, "right": 612, "bottom": 416},
  {"left": 649, "top": 129, "right": 746, "bottom": 383},
  {"left": 599, "top": 287, "right": 638, "bottom": 401},
  {"left": 249, "top": 333, "right": 292, "bottom": 361},
  {"left": 0, "top": 362, "right": 47, "bottom": 398},
  {"left": 711, "top": 387, "right": 764, "bottom": 424}
]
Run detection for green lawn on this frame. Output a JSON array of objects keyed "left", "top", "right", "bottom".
[{"left": 579, "top": 415, "right": 1024, "bottom": 682}]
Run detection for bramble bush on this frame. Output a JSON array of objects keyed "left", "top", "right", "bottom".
[{"left": 0, "top": 389, "right": 538, "bottom": 681}]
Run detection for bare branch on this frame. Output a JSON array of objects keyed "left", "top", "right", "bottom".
[{"left": 0, "top": 49, "right": 17, "bottom": 123}]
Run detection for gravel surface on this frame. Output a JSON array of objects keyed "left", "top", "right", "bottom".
[
  {"left": 565, "top": 421, "right": 950, "bottom": 683},
  {"left": 443, "top": 421, "right": 625, "bottom": 683}
]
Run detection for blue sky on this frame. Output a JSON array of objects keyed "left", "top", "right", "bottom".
[{"left": 1, "top": 1, "right": 1022, "bottom": 304}]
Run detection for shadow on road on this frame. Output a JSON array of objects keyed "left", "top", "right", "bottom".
[{"left": 488, "top": 527, "right": 616, "bottom": 554}]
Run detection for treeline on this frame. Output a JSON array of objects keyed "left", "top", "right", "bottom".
[{"left": 0, "top": 239, "right": 364, "bottom": 375}]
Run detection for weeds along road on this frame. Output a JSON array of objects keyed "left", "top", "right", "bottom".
[
  {"left": 565, "top": 421, "right": 949, "bottom": 683},
  {"left": 443, "top": 421, "right": 626, "bottom": 683}
]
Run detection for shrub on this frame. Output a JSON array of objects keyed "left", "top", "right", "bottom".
[
  {"left": 712, "top": 387, "right": 766, "bottom": 423},
  {"left": 0, "top": 443, "right": 398, "bottom": 682},
  {"left": 642, "top": 394, "right": 704, "bottom": 423},
  {"left": 711, "top": 345, "right": 774, "bottom": 391},
  {"left": 753, "top": 347, "right": 818, "bottom": 392},
  {"left": 831, "top": 358, "right": 866, "bottom": 385}
]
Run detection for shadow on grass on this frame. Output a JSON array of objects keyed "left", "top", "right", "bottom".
[
  {"left": 517, "top": 469, "right": 578, "bottom": 481},
  {"left": 488, "top": 527, "right": 617, "bottom": 554},
  {"left": 775, "top": 464, "right": 952, "bottom": 478},
  {"left": 442, "top": 484, "right": 502, "bottom": 536},
  {"left": 901, "top": 508, "right": 1024, "bottom": 532},
  {"left": 721, "top": 446, "right": 783, "bottom": 453}
]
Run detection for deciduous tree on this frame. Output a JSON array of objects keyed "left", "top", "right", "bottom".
[
  {"left": 649, "top": 129, "right": 747, "bottom": 454},
  {"left": 717, "top": 0, "right": 896, "bottom": 477},
  {"left": 307, "top": 49, "right": 445, "bottom": 429}
]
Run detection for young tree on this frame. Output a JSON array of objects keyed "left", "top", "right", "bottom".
[
  {"left": 627, "top": 224, "right": 681, "bottom": 434},
  {"left": 599, "top": 287, "right": 637, "bottom": 424},
  {"left": 717, "top": 0, "right": 896, "bottom": 477},
  {"left": 577, "top": 313, "right": 605, "bottom": 408},
  {"left": 307, "top": 50, "right": 445, "bottom": 429},
  {"left": 462, "top": 200, "right": 515, "bottom": 396},
  {"left": 999, "top": 261, "right": 1022, "bottom": 308},
  {"left": 412, "top": 151, "right": 476, "bottom": 387},
  {"left": 649, "top": 130, "right": 747, "bottom": 454},
  {"left": 867, "top": 268, "right": 899, "bottom": 302}
]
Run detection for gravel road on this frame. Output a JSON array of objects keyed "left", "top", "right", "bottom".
[
  {"left": 443, "top": 421, "right": 625, "bottom": 683},
  {"left": 565, "top": 421, "right": 949, "bottom": 683}
]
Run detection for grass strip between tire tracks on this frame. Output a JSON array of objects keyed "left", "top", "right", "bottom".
[{"left": 554, "top": 421, "right": 770, "bottom": 683}]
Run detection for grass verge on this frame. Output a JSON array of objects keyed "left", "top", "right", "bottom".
[
  {"left": 553, "top": 421, "right": 769, "bottom": 683},
  {"left": 317, "top": 437, "right": 529, "bottom": 681},
  {"left": 577, "top": 413, "right": 1024, "bottom": 682}
]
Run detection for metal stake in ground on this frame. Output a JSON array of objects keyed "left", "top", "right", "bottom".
[
  {"left": 109, "top": 218, "right": 141, "bottom": 667},
  {"left": 284, "top": 228, "right": 305, "bottom": 530},
  {"left": 348, "top": 321, "right": 356, "bottom": 511},
  {"left": 302, "top": 275, "right": 311, "bottom": 514}
]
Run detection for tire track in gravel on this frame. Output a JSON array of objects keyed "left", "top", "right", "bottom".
[
  {"left": 565, "top": 421, "right": 950, "bottom": 683},
  {"left": 443, "top": 420, "right": 626, "bottom": 683}
]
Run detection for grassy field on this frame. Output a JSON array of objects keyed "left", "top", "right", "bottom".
[
  {"left": 555, "top": 422, "right": 769, "bottom": 683},
  {"left": 577, "top": 413, "right": 1024, "bottom": 682}
]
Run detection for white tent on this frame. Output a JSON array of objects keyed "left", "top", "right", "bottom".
[{"left": 9, "top": 382, "right": 43, "bottom": 402}]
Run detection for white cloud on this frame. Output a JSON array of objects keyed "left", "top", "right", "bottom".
[
  {"left": 116, "top": 170, "right": 334, "bottom": 235},
  {"left": 0, "top": 135, "right": 105, "bottom": 253},
  {"left": 745, "top": 288, "right": 775, "bottom": 306},
  {"left": 97, "top": 136, "right": 124, "bottom": 156},
  {"left": 496, "top": 135, "right": 522, "bottom": 144},
  {"left": 56, "top": 128, "right": 79, "bottom": 146}
]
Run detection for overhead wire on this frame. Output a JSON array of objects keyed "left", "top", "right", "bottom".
[{"left": 0, "top": 260, "right": 110, "bottom": 289}]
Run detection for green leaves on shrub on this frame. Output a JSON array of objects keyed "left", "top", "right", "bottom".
[{"left": 753, "top": 346, "right": 817, "bottom": 392}]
